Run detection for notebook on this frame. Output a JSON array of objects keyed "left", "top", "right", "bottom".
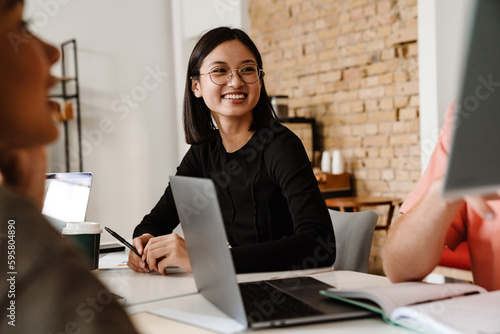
[
  {"left": 42, "top": 172, "right": 93, "bottom": 232},
  {"left": 443, "top": 0, "right": 500, "bottom": 198},
  {"left": 169, "top": 175, "right": 371, "bottom": 330}
]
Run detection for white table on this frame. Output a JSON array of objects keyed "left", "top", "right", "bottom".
[
  {"left": 95, "top": 252, "right": 413, "bottom": 334},
  {"left": 96, "top": 265, "right": 196, "bottom": 306}
]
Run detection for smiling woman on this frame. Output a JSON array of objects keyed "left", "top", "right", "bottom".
[
  {"left": 0, "top": 0, "right": 138, "bottom": 332},
  {"left": 129, "top": 27, "right": 336, "bottom": 276},
  {"left": 184, "top": 27, "right": 275, "bottom": 145}
]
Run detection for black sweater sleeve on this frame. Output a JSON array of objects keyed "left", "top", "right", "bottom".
[
  {"left": 132, "top": 186, "right": 178, "bottom": 238},
  {"left": 231, "top": 125, "right": 336, "bottom": 273}
]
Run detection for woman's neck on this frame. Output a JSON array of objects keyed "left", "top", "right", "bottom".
[{"left": 214, "top": 115, "right": 255, "bottom": 153}]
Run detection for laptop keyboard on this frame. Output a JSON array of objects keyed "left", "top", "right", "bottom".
[{"left": 239, "top": 281, "right": 323, "bottom": 322}]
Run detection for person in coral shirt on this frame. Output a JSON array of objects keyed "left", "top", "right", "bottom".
[{"left": 383, "top": 102, "right": 500, "bottom": 291}]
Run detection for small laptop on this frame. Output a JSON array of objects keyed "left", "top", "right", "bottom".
[
  {"left": 443, "top": 0, "right": 500, "bottom": 198},
  {"left": 169, "top": 175, "right": 371, "bottom": 330},
  {"left": 42, "top": 172, "right": 93, "bottom": 232}
]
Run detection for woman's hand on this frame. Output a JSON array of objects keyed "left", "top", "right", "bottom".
[
  {"left": 127, "top": 233, "right": 154, "bottom": 273},
  {"left": 0, "top": 147, "right": 47, "bottom": 210},
  {"left": 143, "top": 233, "right": 192, "bottom": 275}
]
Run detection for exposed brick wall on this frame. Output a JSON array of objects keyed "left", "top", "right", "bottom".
[{"left": 249, "top": 0, "right": 421, "bottom": 275}]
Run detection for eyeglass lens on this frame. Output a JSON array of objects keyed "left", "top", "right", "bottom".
[{"left": 209, "top": 64, "right": 261, "bottom": 85}]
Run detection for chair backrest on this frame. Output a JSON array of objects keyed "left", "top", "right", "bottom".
[{"left": 329, "top": 209, "right": 378, "bottom": 272}]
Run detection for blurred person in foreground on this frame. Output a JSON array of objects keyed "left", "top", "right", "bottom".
[{"left": 0, "top": 0, "right": 138, "bottom": 332}]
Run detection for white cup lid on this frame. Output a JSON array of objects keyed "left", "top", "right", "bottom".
[{"left": 62, "top": 222, "right": 102, "bottom": 235}]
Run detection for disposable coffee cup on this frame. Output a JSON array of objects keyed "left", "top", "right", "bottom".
[{"left": 62, "top": 222, "right": 102, "bottom": 270}]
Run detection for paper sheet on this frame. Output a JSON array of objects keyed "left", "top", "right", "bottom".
[{"left": 99, "top": 252, "right": 130, "bottom": 269}]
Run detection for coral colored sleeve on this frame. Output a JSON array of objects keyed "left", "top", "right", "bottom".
[{"left": 399, "top": 101, "right": 466, "bottom": 250}]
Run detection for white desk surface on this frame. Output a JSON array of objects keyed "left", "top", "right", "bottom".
[
  {"left": 95, "top": 253, "right": 412, "bottom": 334},
  {"left": 96, "top": 265, "right": 196, "bottom": 306}
]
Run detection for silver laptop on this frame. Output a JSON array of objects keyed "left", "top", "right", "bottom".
[
  {"left": 42, "top": 172, "right": 93, "bottom": 232},
  {"left": 443, "top": 0, "right": 500, "bottom": 198},
  {"left": 169, "top": 175, "right": 371, "bottom": 330}
]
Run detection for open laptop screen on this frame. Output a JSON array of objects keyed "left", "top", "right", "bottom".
[{"left": 42, "top": 172, "right": 92, "bottom": 231}]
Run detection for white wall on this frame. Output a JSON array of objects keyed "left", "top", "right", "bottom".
[
  {"left": 26, "top": 0, "right": 179, "bottom": 242},
  {"left": 418, "top": 0, "right": 474, "bottom": 171}
]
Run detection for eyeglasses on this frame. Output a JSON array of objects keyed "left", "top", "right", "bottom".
[{"left": 199, "top": 64, "right": 264, "bottom": 86}]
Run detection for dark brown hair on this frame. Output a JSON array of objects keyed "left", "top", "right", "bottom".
[
  {"left": 184, "top": 27, "right": 276, "bottom": 145},
  {"left": 2, "top": 0, "right": 23, "bottom": 11}
]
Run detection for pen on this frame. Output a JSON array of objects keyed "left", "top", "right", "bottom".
[{"left": 104, "top": 227, "right": 142, "bottom": 258}]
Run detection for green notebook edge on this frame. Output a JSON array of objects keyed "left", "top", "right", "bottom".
[{"left": 319, "top": 289, "right": 436, "bottom": 334}]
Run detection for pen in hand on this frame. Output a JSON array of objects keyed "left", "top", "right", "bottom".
[{"left": 104, "top": 227, "right": 144, "bottom": 260}]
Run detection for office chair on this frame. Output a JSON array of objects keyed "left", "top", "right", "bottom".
[{"left": 329, "top": 209, "right": 378, "bottom": 273}]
